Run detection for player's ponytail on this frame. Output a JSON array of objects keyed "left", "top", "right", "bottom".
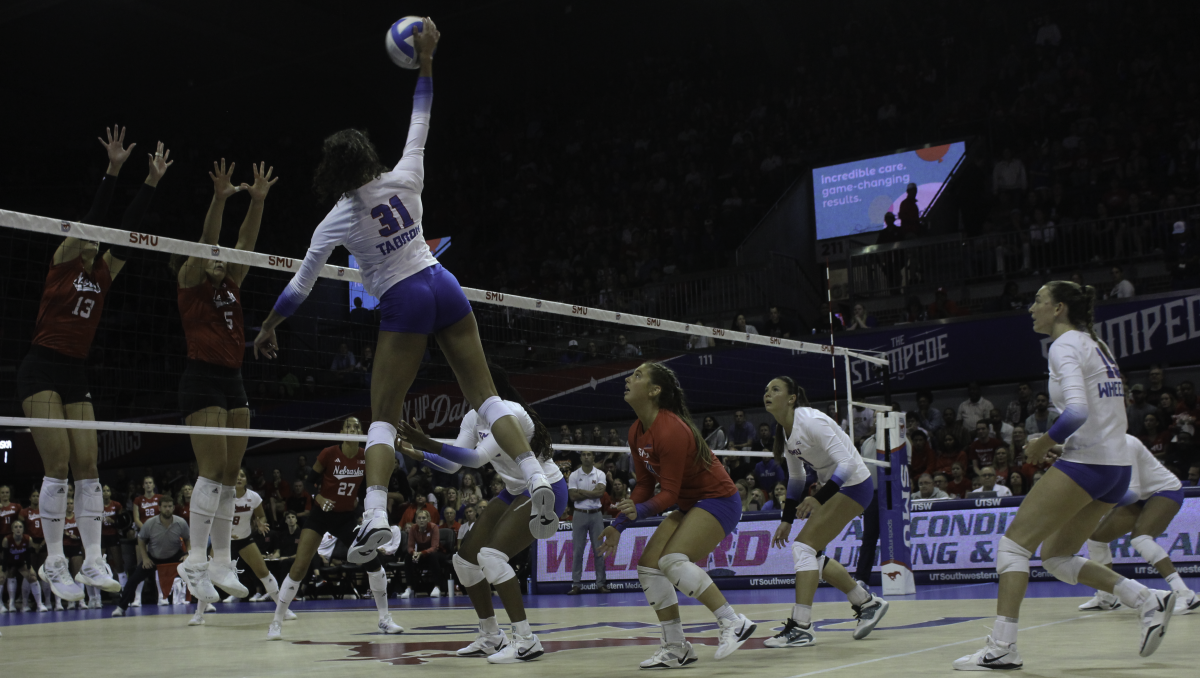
[
  {"left": 643, "top": 362, "right": 713, "bottom": 469},
  {"left": 312, "top": 129, "right": 388, "bottom": 204},
  {"left": 770, "top": 376, "right": 809, "bottom": 465},
  {"left": 1046, "top": 280, "right": 1116, "bottom": 364},
  {"left": 487, "top": 362, "right": 553, "bottom": 461}
]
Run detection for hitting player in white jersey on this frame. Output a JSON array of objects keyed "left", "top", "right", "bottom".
[
  {"left": 762, "top": 377, "right": 888, "bottom": 648},
  {"left": 955, "top": 282, "right": 1174, "bottom": 671},
  {"left": 1079, "top": 434, "right": 1198, "bottom": 614},
  {"left": 398, "top": 364, "right": 567, "bottom": 663},
  {"left": 252, "top": 18, "right": 557, "bottom": 566}
]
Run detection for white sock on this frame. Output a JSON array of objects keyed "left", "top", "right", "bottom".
[
  {"left": 260, "top": 574, "right": 280, "bottom": 602},
  {"left": 480, "top": 616, "right": 500, "bottom": 635},
  {"left": 274, "top": 574, "right": 300, "bottom": 623},
  {"left": 40, "top": 477, "right": 68, "bottom": 560},
  {"left": 210, "top": 485, "right": 236, "bottom": 566},
  {"left": 792, "top": 603, "right": 812, "bottom": 625},
  {"left": 194, "top": 601, "right": 206, "bottom": 618},
  {"left": 6, "top": 579, "right": 15, "bottom": 607},
  {"left": 367, "top": 568, "right": 389, "bottom": 618},
  {"left": 661, "top": 617, "right": 685, "bottom": 645},
  {"left": 28, "top": 579, "right": 43, "bottom": 606},
  {"left": 75, "top": 479, "right": 104, "bottom": 562},
  {"left": 1165, "top": 572, "right": 1189, "bottom": 595},
  {"left": 513, "top": 619, "right": 531, "bottom": 637},
  {"left": 516, "top": 454, "right": 544, "bottom": 483},
  {"left": 365, "top": 486, "right": 387, "bottom": 521},
  {"left": 847, "top": 585, "right": 871, "bottom": 606},
  {"left": 1114, "top": 577, "right": 1151, "bottom": 609},
  {"left": 993, "top": 616, "right": 1018, "bottom": 645},
  {"left": 87, "top": 585, "right": 100, "bottom": 603},
  {"left": 135, "top": 580, "right": 145, "bottom": 602},
  {"left": 188, "top": 477, "right": 222, "bottom": 564},
  {"left": 714, "top": 603, "right": 738, "bottom": 623},
  {"left": 155, "top": 571, "right": 164, "bottom": 600},
  {"left": 118, "top": 573, "right": 127, "bottom": 588}
]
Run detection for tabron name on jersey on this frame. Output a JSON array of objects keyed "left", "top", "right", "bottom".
[{"left": 375, "top": 224, "right": 422, "bottom": 255}]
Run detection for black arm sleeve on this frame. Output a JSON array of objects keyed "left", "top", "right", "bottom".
[
  {"left": 80, "top": 174, "right": 117, "bottom": 225},
  {"left": 108, "top": 183, "right": 157, "bottom": 261},
  {"left": 781, "top": 498, "right": 800, "bottom": 524},
  {"left": 812, "top": 478, "right": 843, "bottom": 505},
  {"left": 306, "top": 469, "right": 323, "bottom": 489}
]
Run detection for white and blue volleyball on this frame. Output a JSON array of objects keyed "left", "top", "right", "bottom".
[{"left": 386, "top": 16, "right": 425, "bottom": 69}]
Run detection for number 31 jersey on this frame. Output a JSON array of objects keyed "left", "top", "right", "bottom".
[
  {"left": 316, "top": 444, "right": 367, "bottom": 512},
  {"left": 32, "top": 254, "right": 112, "bottom": 359}
]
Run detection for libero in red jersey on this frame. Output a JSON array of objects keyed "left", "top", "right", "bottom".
[
  {"left": 15, "top": 129, "right": 170, "bottom": 604},
  {"left": 172, "top": 160, "right": 278, "bottom": 607},
  {"left": 598, "top": 362, "right": 754, "bottom": 670}
]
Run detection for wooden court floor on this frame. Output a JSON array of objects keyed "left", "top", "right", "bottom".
[{"left": 1, "top": 586, "right": 1195, "bottom": 677}]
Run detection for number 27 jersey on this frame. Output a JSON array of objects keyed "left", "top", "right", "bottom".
[{"left": 316, "top": 444, "right": 366, "bottom": 512}]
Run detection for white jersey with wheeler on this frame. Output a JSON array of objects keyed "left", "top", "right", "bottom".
[
  {"left": 231, "top": 489, "right": 263, "bottom": 541},
  {"left": 1125, "top": 434, "right": 1182, "bottom": 500},
  {"left": 784, "top": 407, "right": 871, "bottom": 488},
  {"left": 451, "top": 404, "right": 564, "bottom": 494},
  {"left": 277, "top": 77, "right": 437, "bottom": 309},
  {"left": 1047, "top": 330, "right": 1129, "bottom": 465}
]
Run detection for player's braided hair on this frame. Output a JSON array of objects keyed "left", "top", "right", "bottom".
[
  {"left": 770, "top": 376, "right": 810, "bottom": 465},
  {"left": 1044, "top": 281, "right": 1117, "bottom": 364},
  {"left": 486, "top": 362, "right": 554, "bottom": 462},
  {"left": 312, "top": 129, "right": 388, "bottom": 204},
  {"left": 642, "top": 362, "right": 713, "bottom": 469}
]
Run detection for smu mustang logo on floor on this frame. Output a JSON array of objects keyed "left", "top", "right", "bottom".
[{"left": 305, "top": 617, "right": 984, "bottom": 665}]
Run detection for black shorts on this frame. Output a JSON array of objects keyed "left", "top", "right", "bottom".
[
  {"left": 231, "top": 536, "right": 255, "bottom": 554},
  {"left": 101, "top": 534, "right": 119, "bottom": 549},
  {"left": 178, "top": 359, "right": 248, "bottom": 414},
  {"left": 63, "top": 544, "right": 82, "bottom": 559},
  {"left": 303, "top": 508, "right": 361, "bottom": 544},
  {"left": 17, "top": 344, "right": 91, "bottom": 405}
]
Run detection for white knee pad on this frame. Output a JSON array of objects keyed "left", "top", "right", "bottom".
[
  {"left": 367, "top": 567, "right": 388, "bottom": 593},
  {"left": 367, "top": 421, "right": 397, "bottom": 452},
  {"left": 638, "top": 565, "right": 678, "bottom": 610},
  {"left": 1042, "top": 555, "right": 1087, "bottom": 585},
  {"left": 996, "top": 536, "right": 1032, "bottom": 575},
  {"left": 191, "top": 477, "right": 221, "bottom": 518},
  {"left": 1131, "top": 535, "right": 1169, "bottom": 566},
  {"left": 39, "top": 477, "right": 68, "bottom": 519},
  {"left": 478, "top": 396, "right": 515, "bottom": 427},
  {"left": 659, "top": 552, "right": 713, "bottom": 598},
  {"left": 792, "top": 542, "right": 820, "bottom": 573},
  {"left": 216, "top": 485, "right": 235, "bottom": 521},
  {"left": 1086, "top": 539, "right": 1113, "bottom": 566},
  {"left": 454, "top": 554, "right": 487, "bottom": 588},
  {"left": 75, "top": 479, "right": 103, "bottom": 519},
  {"left": 477, "top": 547, "right": 515, "bottom": 585}
]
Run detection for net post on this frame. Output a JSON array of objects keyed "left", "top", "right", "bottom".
[{"left": 877, "top": 394, "right": 915, "bottom": 595}]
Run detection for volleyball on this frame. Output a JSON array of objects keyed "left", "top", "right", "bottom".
[{"left": 386, "top": 16, "right": 426, "bottom": 69}]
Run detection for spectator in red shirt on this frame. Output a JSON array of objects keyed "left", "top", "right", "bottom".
[
  {"left": 947, "top": 463, "right": 972, "bottom": 499},
  {"left": 400, "top": 509, "right": 445, "bottom": 599},
  {"left": 1140, "top": 412, "right": 1172, "bottom": 460},
  {"left": 175, "top": 483, "right": 192, "bottom": 523},
  {"left": 397, "top": 478, "right": 440, "bottom": 529},
  {"left": 992, "top": 447, "right": 1013, "bottom": 487},
  {"left": 927, "top": 287, "right": 965, "bottom": 319},
  {"left": 964, "top": 422, "right": 1004, "bottom": 477},
  {"left": 285, "top": 479, "right": 313, "bottom": 519},
  {"left": 927, "top": 432, "right": 968, "bottom": 477},
  {"left": 908, "top": 430, "right": 934, "bottom": 477}
]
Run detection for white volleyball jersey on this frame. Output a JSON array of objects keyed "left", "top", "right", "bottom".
[
  {"left": 277, "top": 78, "right": 438, "bottom": 311},
  {"left": 454, "top": 402, "right": 564, "bottom": 494},
  {"left": 1125, "top": 434, "right": 1182, "bottom": 500},
  {"left": 231, "top": 489, "right": 262, "bottom": 540},
  {"left": 1048, "top": 330, "right": 1129, "bottom": 465},
  {"left": 784, "top": 407, "right": 871, "bottom": 488}
]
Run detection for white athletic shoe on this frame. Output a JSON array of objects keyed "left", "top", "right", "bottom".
[
  {"left": 179, "top": 559, "right": 220, "bottom": 603},
  {"left": 204, "top": 602, "right": 217, "bottom": 613},
  {"left": 953, "top": 636, "right": 1023, "bottom": 671},
  {"left": 763, "top": 619, "right": 816, "bottom": 648},
  {"left": 188, "top": 612, "right": 205, "bottom": 626},
  {"left": 378, "top": 614, "right": 405, "bottom": 634},
  {"left": 130, "top": 596, "right": 141, "bottom": 608},
  {"left": 457, "top": 630, "right": 509, "bottom": 657},
  {"left": 157, "top": 597, "right": 170, "bottom": 606},
  {"left": 111, "top": 607, "right": 125, "bottom": 617},
  {"left": 1137, "top": 590, "right": 1176, "bottom": 658},
  {"left": 639, "top": 641, "right": 698, "bottom": 669},
  {"left": 88, "top": 598, "right": 103, "bottom": 610},
  {"left": 348, "top": 511, "right": 392, "bottom": 564},
  {"left": 267, "top": 621, "right": 282, "bottom": 640},
  {"left": 53, "top": 599, "right": 64, "bottom": 611},
  {"left": 487, "top": 633, "right": 543, "bottom": 663},
  {"left": 399, "top": 587, "right": 414, "bottom": 599},
  {"left": 209, "top": 560, "right": 249, "bottom": 598},
  {"left": 37, "top": 602, "right": 49, "bottom": 613},
  {"left": 284, "top": 608, "right": 298, "bottom": 621},
  {"left": 249, "top": 592, "right": 265, "bottom": 602},
  {"left": 714, "top": 614, "right": 757, "bottom": 660},
  {"left": 75, "top": 558, "right": 122, "bottom": 593},
  {"left": 527, "top": 474, "right": 559, "bottom": 540},
  {"left": 39, "top": 556, "right": 85, "bottom": 602},
  {"left": 1079, "top": 591, "right": 1122, "bottom": 611},
  {"left": 222, "top": 595, "right": 238, "bottom": 604},
  {"left": 1174, "top": 591, "right": 1199, "bottom": 615},
  {"left": 852, "top": 594, "right": 890, "bottom": 640},
  {"left": 430, "top": 586, "right": 442, "bottom": 598},
  {"left": 0, "top": 601, "right": 7, "bottom": 613}
]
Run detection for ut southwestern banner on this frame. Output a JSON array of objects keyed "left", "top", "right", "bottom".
[{"left": 533, "top": 493, "right": 1200, "bottom": 591}]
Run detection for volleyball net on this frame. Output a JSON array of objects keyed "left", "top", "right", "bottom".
[{"left": 0, "top": 206, "right": 891, "bottom": 471}]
